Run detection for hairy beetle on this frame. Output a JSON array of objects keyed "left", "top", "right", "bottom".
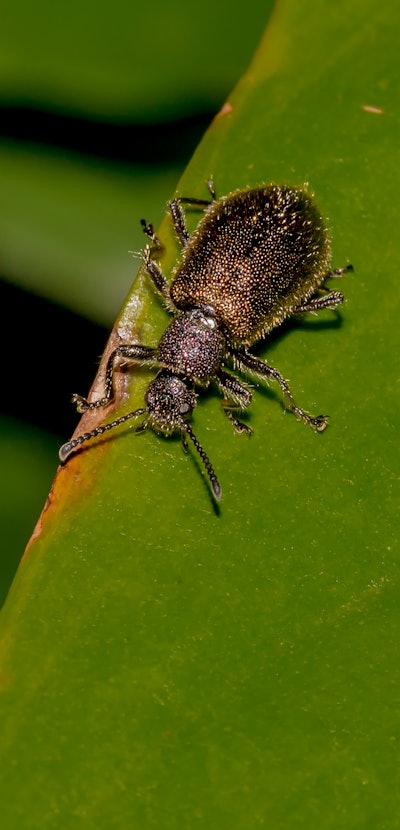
[{"left": 59, "top": 180, "right": 351, "bottom": 500}]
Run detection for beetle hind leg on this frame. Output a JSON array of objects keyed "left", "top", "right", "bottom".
[
  {"left": 328, "top": 264, "right": 353, "bottom": 279},
  {"left": 292, "top": 291, "right": 344, "bottom": 314},
  {"left": 292, "top": 264, "right": 353, "bottom": 314}
]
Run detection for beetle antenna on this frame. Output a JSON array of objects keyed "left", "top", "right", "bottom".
[
  {"left": 59, "top": 408, "right": 147, "bottom": 463},
  {"left": 183, "top": 422, "right": 221, "bottom": 501}
]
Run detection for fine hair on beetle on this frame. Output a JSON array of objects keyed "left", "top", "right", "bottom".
[{"left": 59, "top": 179, "right": 352, "bottom": 500}]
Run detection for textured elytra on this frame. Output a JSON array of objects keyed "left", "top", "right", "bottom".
[{"left": 170, "top": 185, "right": 331, "bottom": 345}]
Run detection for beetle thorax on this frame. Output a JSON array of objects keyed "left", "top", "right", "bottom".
[{"left": 157, "top": 307, "right": 226, "bottom": 382}]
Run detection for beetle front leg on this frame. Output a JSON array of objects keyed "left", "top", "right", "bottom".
[
  {"left": 73, "top": 345, "right": 157, "bottom": 413},
  {"left": 169, "top": 181, "right": 217, "bottom": 248},
  {"left": 169, "top": 199, "right": 191, "bottom": 247},
  {"left": 142, "top": 244, "right": 169, "bottom": 297},
  {"left": 140, "top": 219, "right": 162, "bottom": 250}
]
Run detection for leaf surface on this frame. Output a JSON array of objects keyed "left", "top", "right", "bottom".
[{"left": 1, "top": 1, "right": 399, "bottom": 827}]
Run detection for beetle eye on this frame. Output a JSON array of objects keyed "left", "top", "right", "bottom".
[{"left": 204, "top": 315, "right": 217, "bottom": 330}]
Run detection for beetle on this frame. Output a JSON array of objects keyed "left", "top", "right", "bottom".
[{"left": 59, "top": 180, "right": 351, "bottom": 500}]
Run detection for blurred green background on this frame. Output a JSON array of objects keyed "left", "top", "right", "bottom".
[{"left": 0, "top": 0, "right": 274, "bottom": 603}]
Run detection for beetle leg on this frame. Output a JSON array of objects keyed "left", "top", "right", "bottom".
[
  {"left": 169, "top": 199, "right": 191, "bottom": 247},
  {"left": 292, "top": 290, "right": 344, "bottom": 314},
  {"left": 233, "top": 351, "right": 328, "bottom": 432},
  {"left": 216, "top": 370, "right": 253, "bottom": 434},
  {"left": 327, "top": 264, "right": 353, "bottom": 279},
  {"left": 206, "top": 178, "right": 217, "bottom": 200},
  {"left": 222, "top": 405, "right": 253, "bottom": 435},
  {"left": 143, "top": 244, "right": 169, "bottom": 296},
  {"left": 72, "top": 344, "right": 157, "bottom": 412},
  {"left": 293, "top": 264, "right": 353, "bottom": 313},
  {"left": 140, "top": 219, "right": 162, "bottom": 250},
  {"left": 169, "top": 180, "right": 217, "bottom": 247}
]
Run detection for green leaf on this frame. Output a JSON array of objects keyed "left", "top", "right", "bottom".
[
  {"left": 0, "top": 417, "right": 60, "bottom": 605},
  {"left": 1, "top": 1, "right": 399, "bottom": 827},
  {"left": 0, "top": 144, "right": 181, "bottom": 324},
  {"left": 0, "top": 0, "right": 272, "bottom": 119}
]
